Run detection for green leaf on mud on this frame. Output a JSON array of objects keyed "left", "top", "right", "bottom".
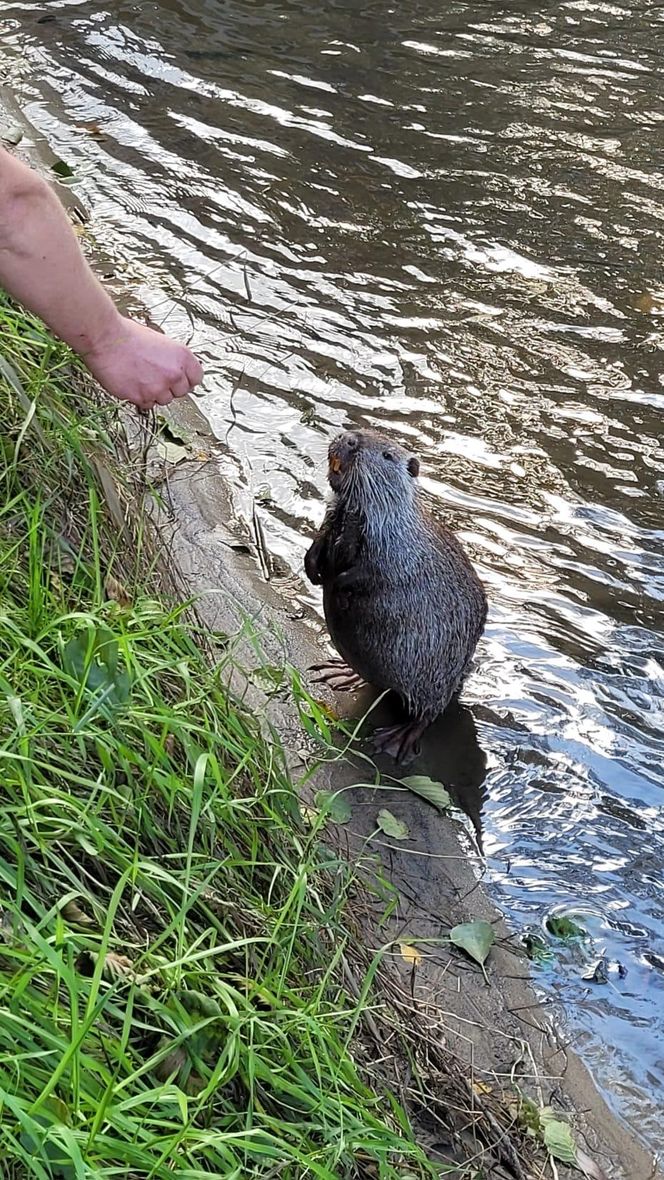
[
  {"left": 541, "top": 1113, "right": 577, "bottom": 1165},
  {"left": 315, "top": 790, "right": 351, "bottom": 824},
  {"left": 376, "top": 809, "right": 409, "bottom": 840},
  {"left": 450, "top": 920, "right": 495, "bottom": 967},
  {"left": 401, "top": 775, "right": 452, "bottom": 812}
]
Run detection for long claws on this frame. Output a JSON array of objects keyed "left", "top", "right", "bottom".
[
  {"left": 371, "top": 721, "right": 426, "bottom": 765},
  {"left": 309, "top": 659, "right": 366, "bottom": 693}
]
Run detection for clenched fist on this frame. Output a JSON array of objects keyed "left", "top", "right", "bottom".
[{"left": 83, "top": 317, "right": 203, "bottom": 409}]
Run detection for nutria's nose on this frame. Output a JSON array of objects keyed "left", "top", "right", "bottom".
[
  {"left": 338, "top": 432, "right": 359, "bottom": 456},
  {"left": 328, "top": 430, "right": 361, "bottom": 477}
]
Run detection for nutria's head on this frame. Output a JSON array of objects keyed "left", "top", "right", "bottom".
[{"left": 327, "top": 429, "right": 420, "bottom": 518}]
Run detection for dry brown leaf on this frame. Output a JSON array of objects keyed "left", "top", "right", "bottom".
[
  {"left": 78, "top": 121, "right": 106, "bottom": 140},
  {"left": 61, "top": 899, "right": 95, "bottom": 928},
  {"left": 103, "top": 951, "right": 136, "bottom": 979},
  {"left": 314, "top": 699, "right": 340, "bottom": 722},
  {"left": 104, "top": 573, "right": 132, "bottom": 608},
  {"left": 399, "top": 943, "right": 423, "bottom": 966},
  {"left": 90, "top": 950, "right": 147, "bottom": 986},
  {"left": 635, "top": 291, "right": 664, "bottom": 314},
  {"left": 577, "top": 1147, "right": 609, "bottom": 1180},
  {"left": 154, "top": 1042, "right": 187, "bottom": 1083},
  {"left": 91, "top": 457, "right": 126, "bottom": 531},
  {"left": 184, "top": 1071, "right": 205, "bottom": 1095}
]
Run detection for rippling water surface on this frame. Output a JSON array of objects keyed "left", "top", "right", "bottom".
[{"left": 4, "top": 0, "right": 664, "bottom": 1146}]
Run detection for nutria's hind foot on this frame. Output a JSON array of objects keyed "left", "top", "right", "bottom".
[
  {"left": 371, "top": 720, "right": 427, "bottom": 765},
  {"left": 309, "top": 658, "right": 367, "bottom": 693}
]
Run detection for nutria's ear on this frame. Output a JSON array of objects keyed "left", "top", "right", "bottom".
[{"left": 407, "top": 456, "right": 420, "bottom": 478}]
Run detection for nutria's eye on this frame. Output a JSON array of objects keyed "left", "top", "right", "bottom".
[{"left": 382, "top": 451, "right": 394, "bottom": 461}]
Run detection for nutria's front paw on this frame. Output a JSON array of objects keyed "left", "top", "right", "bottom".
[
  {"left": 332, "top": 567, "right": 364, "bottom": 594},
  {"left": 304, "top": 539, "right": 324, "bottom": 584}
]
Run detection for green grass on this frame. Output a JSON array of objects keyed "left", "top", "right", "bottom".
[{"left": 0, "top": 292, "right": 439, "bottom": 1178}]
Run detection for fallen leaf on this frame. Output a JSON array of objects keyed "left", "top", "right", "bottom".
[
  {"left": 99, "top": 951, "right": 139, "bottom": 982},
  {"left": 542, "top": 1116, "right": 577, "bottom": 1165},
  {"left": 450, "top": 920, "right": 495, "bottom": 967},
  {"left": 299, "top": 804, "right": 318, "bottom": 827},
  {"left": 634, "top": 291, "right": 664, "bottom": 314},
  {"left": 78, "top": 120, "right": 106, "bottom": 140},
  {"left": 104, "top": 573, "right": 132, "bottom": 608},
  {"left": 51, "top": 158, "right": 76, "bottom": 180},
  {"left": 314, "top": 789, "right": 352, "bottom": 824},
  {"left": 90, "top": 456, "right": 126, "bottom": 531},
  {"left": 63, "top": 625, "right": 132, "bottom": 716},
  {"left": 401, "top": 775, "right": 452, "bottom": 812},
  {"left": 522, "top": 931, "right": 552, "bottom": 963},
  {"left": 583, "top": 956, "right": 609, "bottom": 984},
  {"left": 577, "top": 1146, "right": 609, "bottom": 1180},
  {"left": 158, "top": 439, "right": 188, "bottom": 465},
  {"left": 399, "top": 943, "right": 422, "bottom": 966},
  {"left": 313, "top": 698, "right": 340, "bottom": 722},
  {"left": 376, "top": 808, "right": 409, "bottom": 840},
  {"left": 154, "top": 1042, "right": 188, "bottom": 1083},
  {"left": 223, "top": 540, "right": 252, "bottom": 554},
  {"left": 0, "top": 123, "right": 23, "bottom": 146},
  {"left": 60, "top": 899, "right": 95, "bottom": 928},
  {"left": 546, "top": 915, "right": 586, "bottom": 941},
  {"left": 164, "top": 734, "right": 177, "bottom": 758}
]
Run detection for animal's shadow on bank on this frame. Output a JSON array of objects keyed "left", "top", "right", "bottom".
[{"left": 346, "top": 688, "right": 488, "bottom": 850}]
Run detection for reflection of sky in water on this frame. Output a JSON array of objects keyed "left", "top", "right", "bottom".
[{"left": 5, "top": 0, "right": 663, "bottom": 1147}]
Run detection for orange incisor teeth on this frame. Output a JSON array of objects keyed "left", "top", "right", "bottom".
[{"left": 329, "top": 457, "right": 342, "bottom": 474}]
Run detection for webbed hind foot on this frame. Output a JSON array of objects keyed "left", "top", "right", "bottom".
[
  {"left": 371, "top": 720, "right": 427, "bottom": 765},
  {"left": 309, "top": 658, "right": 367, "bottom": 693}
]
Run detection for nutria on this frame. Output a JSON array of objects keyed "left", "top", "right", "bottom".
[{"left": 304, "top": 429, "right": 487, "bottom": 762}]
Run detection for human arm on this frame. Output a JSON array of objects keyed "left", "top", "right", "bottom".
[{"left": 0, "top": 146, "right": 202, "bottom": 408}]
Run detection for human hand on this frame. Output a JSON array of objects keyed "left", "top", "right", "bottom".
[{"left": 82, "top": 316, "right": 203, "bottom": 409}]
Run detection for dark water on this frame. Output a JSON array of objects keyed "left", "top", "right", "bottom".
[{"left": 3, "top": 0, "right": 664, "bottom": 1147}]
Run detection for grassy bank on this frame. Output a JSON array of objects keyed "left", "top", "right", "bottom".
[{"left": 0, "top": 292, "right": 442, "bottom": 1178}]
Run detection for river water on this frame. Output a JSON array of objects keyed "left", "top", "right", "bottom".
[{"left": 3, "top": 0, "right": 664, "bottom": 1149}]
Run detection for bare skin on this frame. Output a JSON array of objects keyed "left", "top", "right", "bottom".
[{"left": 0, "top": 146, "right": 202, "bottom": 408}]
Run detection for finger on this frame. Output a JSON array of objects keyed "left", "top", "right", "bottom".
[
  {"left": 170, "top": 372, "right": 191, "bottom": 398},
  {"left": 185, "top": 353, "right": 203, "bottom": 388},
  {"left": 153, "top": 387, "right": 175, "bottom": 407}
]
